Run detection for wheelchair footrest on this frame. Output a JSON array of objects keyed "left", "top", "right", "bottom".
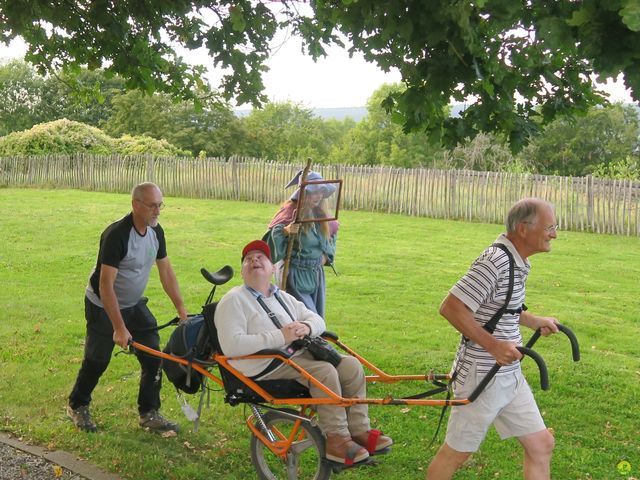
[{"left": 326, "top": 456, "right": 379, "bottom": 473}]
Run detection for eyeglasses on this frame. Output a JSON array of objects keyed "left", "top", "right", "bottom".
[
  {"left": 523, "top": 222, "right": 558, "bottom": 232},
  {"left": 137, "top": 199, "right": 165, "bottom": 210}
]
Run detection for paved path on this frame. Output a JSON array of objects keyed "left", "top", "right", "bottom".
[{"left": 0, "top": 433, "right": 120, "bottom": 480}]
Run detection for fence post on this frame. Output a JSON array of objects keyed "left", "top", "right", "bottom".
[
  {"left": 448, "top": 169, "right": 457, "bottom": 219},
  {"left": 586, "top": 174, "right": 594, "bottom": 232},
  {"left": 146, "top": 155, "right": 155, "bottom": 182},
  {"left": 231, "top": 156, "right": 239, "bottom": 200}
]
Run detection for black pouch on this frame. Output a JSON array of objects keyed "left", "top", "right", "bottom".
[{"left": 297, "top": 336, "right": 342, "bottom": 367}]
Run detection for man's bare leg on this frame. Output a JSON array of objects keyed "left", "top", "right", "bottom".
[
  {"left": 425, "top": 443, "right": 472, "bottom": 480},
  {"left": 518, "top": 429, "right": 555, "bottom": 480}
]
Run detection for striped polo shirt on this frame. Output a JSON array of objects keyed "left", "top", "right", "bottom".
[{"left": 449, "top": 234, "right": 530, "bottom": 384}]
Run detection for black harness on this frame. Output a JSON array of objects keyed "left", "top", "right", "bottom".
[
  {"left": 414, "top": 242, "right": 526, "bottom": 446},
  {"left": 253, "top": 291, "right": 302, "bottom": 379},
  {"left": 481, "top": 243, "right": 527, "bottom": 335}
]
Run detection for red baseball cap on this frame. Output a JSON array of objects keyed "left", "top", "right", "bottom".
[{"left": 242, "top": 240, "right": 271, "bottom": 261}]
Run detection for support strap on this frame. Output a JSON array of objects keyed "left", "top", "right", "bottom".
[
  {"left": 482, "top": 243, "right": 516, "bottom": 334},
  {"left": 252, "top": 291, "right": 301, "bottom": 379}
]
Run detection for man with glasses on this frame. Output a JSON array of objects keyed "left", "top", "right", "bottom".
[
  {"left": 426, "top": 197, "right": 560, "bottom": 480},
  {"left": 68, "top": 182, "right": 187, "bottom": 433}
]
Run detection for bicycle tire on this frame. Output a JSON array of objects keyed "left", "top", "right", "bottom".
[{"left": 250, "top": 408, "right": 331, "bottom": 480}]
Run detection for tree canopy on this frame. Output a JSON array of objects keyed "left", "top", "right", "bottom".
[
  {"left": 523, "top": 103, "right": 640, "bottom": 175},
  {"left": 2, "top": 1, "right": 639, "bottom": 150}
]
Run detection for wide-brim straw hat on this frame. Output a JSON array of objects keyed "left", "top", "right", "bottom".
[{"left": 285, "top": 170, "right": 337, "bottom": 201}]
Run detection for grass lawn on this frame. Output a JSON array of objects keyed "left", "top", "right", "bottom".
[{"left": 0, "top": 187, "right": 638, "bottom": 480}]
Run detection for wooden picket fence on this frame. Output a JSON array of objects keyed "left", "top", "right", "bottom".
[{"left": 1, "top": 154, "right": 639, "bottom": 236}]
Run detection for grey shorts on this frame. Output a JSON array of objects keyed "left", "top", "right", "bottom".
[{"left": 445, "top": 362, "right": 546, "bottom": 453}]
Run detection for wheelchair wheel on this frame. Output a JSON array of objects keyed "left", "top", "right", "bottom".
[{"left": 250, "top": 409, "right": 331, "bottom": 480}]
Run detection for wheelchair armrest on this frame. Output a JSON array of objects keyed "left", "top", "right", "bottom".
[
  {"left": 254, "top": 348, "right": 295, "bottom": 359},
  {"left": 320, "top": 331, "right": 339, "bottom": 341}
]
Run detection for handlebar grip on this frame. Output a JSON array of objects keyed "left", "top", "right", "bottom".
[
  {"left": 524, "top": 330, "right": 542, "bottom": 349},
  {"left": 557, "top": 324, "right": 580, "bottom": 361},
  {"left": 517, "top": 346, "right": 549, "bottom": 391},
  {"left": 466, "top": 344, "right": 550, "bottom": 403},
  {"left": 524, "top": 323, "right": 580, "bottom": 362}
]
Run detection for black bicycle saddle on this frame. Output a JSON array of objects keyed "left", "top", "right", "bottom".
[{"left": 200, "top": 265, "right": 234, "bottom": 285}]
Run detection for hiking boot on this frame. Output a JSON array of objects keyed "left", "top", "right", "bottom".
[
  {"left": 139, "top": 409, "right": 179, "bottom": 433},
  {"left": 67, "top": 405, "right": 97, "bottom": 432}
]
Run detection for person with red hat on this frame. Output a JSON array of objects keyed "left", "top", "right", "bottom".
[{"left": 215, "top": 239, "right": 392, "bottom": 466}]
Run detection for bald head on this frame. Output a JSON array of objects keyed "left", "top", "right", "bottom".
[
  {"left": 131, "top": 182, "right": 161, "bottom": 201},
  {"left": 505, "top": 198, "right": 554, "bottom": 234}
]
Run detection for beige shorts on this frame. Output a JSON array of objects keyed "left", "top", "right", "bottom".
[{"left": 445, "top": 362, "right": 546, "bottom": 453}]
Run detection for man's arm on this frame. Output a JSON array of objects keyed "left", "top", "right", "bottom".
[
  {"left": 99, "top": 265, "right": 131, "bottom": 349},
  {"left": 440, "top": 293, "right": 522, "bottom": 366},
  {"left": 519, "top": 310, "right": 559, "bottom": 336},
  {"left": 156, "top": 257, "right": 188, "bottom": 321}
]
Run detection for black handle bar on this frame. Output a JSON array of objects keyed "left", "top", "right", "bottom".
[
  {"left": 467, "top": 323, "right": 579, "bottom": 403},
  {"left": 518, "top": 346, "right": 549, "bottom": 390},
  {"left": 467, "top": 346, "right": 549, "bottom": 402},
  {"left": 524, "top": 323, "right": 580, "bottom": 362}
]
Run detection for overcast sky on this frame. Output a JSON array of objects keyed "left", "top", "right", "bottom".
[{"left": 1, "top": 34, "right": 635, "bottom": 109}]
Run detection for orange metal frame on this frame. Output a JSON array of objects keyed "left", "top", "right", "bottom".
[
  {"left": 129, "top": 337, "right": 468, "bottom": 461},
  {"left": 131, "top": 337, "right": 468, "bottom": 409},
  {"left": 245, "top": 405, "right": 317, "bottom": 459}
]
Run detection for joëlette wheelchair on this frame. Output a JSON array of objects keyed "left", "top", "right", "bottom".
[{"left": 130, "top": 266, "right": 580, "bottom": 480}]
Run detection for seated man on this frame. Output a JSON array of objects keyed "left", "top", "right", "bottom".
[{"left": 215, "top": 239, "right": 392, "bottom": 465}]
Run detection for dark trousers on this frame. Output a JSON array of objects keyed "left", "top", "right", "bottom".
[{"left": 68, "top": 296, "right": 162, "bottom": 415}]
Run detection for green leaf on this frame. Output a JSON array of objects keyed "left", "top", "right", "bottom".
[
  {"left": 538, "top": 17, "right": 573, "bottom": 46},
  {"left": 566, "top": 8, "right": 592, "bottom": 27},
  {"left": 481, "top": 78, "right": 495, "bottom": 97},
  {"left": 229, "top": 6, "right": 247, "bottom": 32},
  {"left": 620, "top": 1, "right": 640, "bottom": 32}
]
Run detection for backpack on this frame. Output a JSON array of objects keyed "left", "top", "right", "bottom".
[
  {"left": 162, "top": 314, "right": 214, "bottom": 394},
  {"left": 261, "top": 229, "right": 281, "bottom": 263}
]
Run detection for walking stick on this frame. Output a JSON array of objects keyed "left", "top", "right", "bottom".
[{"left": 280, "top": 158, "right": 313, "bottom": 290}]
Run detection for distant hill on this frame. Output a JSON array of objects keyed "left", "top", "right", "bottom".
[
  {"left": 235, "top": 106, "right": 368, "bottom": 122},
  {"left": 312, "top": 107, "right": 367, "bottom": 121},
  {"left": 235, "top": 104, "right": 469, "bottom": 122},
  {"left": 236, "top": 102, "right": 639, "bottom": 123}
]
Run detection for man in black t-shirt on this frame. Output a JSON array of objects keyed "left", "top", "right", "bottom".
[{"left": 68, "top": 182, "right": 188, "bottom": 433}]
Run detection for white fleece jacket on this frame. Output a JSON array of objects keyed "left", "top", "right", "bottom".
[{"left": 214, "top": 285, "right": 326, "bottom": 378}]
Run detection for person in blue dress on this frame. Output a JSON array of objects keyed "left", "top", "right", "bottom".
[{"left": 266, "top": 171, "right": 338, "bottom": 317}]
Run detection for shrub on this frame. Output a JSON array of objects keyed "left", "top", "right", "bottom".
[{"left": 0, "top": 119, "right": 189, "bottom": 157}]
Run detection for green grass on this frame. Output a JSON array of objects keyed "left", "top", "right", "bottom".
[{"left": 1, "top": 187, "right": 639, "bottom": 480}]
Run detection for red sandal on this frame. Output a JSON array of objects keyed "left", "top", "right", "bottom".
[
  {"left": 352, "top": 429, "right": 393, "bottom": 455},
  {"left": 325, "top": 434, "right": 370, "bottom": 465}
]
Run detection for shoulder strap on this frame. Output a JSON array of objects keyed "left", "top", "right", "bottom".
[
  {"left": 252, "top": 292, "right": 300, "bottom": 380},
  {"left": 256, "top": 296, "right": 284, "bottom": 329},
  {"left": 255, "top": 291, "right": 295, "bottom": 329},
  {"left": 273, "top": 292, "right": 295, "bottom": 321},
  {"left": 483, "top": 243, "right": 515, "bottom": 335}
]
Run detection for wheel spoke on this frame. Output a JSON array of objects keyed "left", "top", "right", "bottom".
[
  {"left": 286, "top": 454, "right": 300, "bottom": 480},
  {"left": 290, "top": 437, "right": 316, "bottom": 455}
]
